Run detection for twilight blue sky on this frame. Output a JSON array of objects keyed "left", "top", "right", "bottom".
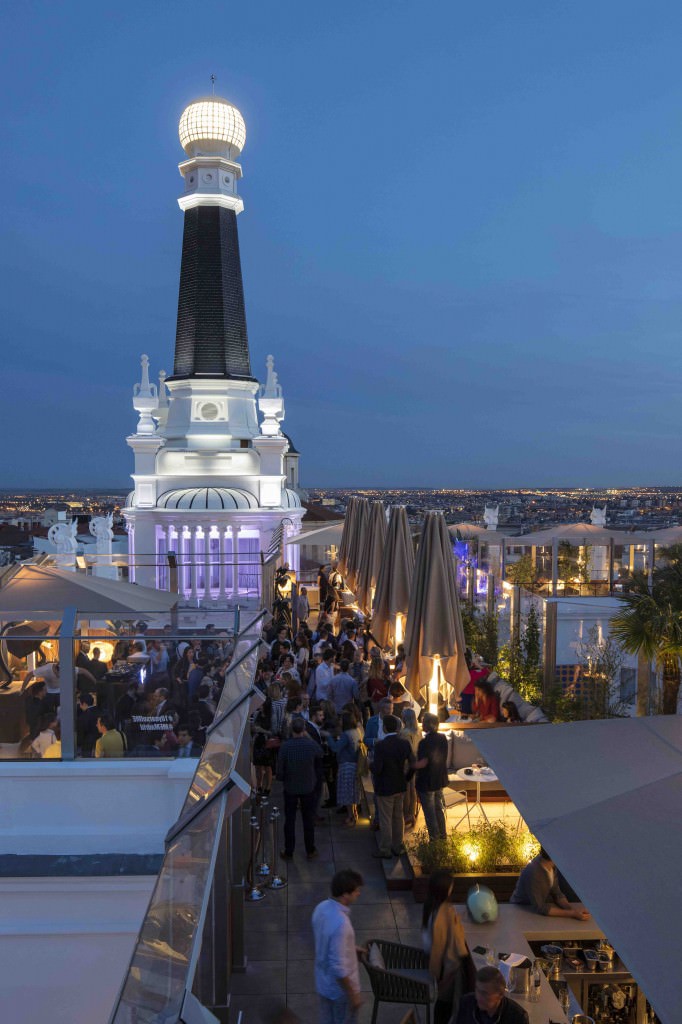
[{"left": 2, "top": 1, "right": 682, "bottom": 488}]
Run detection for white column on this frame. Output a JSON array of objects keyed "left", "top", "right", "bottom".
[
  {"left": 190, "top": 527, "right": 199, "bottom": 600},
  {"left": 167, "top": 524, "right": 179, "bottom": 595},
  {"left": 233, "top": 522, "right": 241, "bottom": 598},
  {"left": 219, "top": 529, "right": 227, "bottom": 598},
  {"left": 204, "top": 526, "right": 211, "bottom": 602}
]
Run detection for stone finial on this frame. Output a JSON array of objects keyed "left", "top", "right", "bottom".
[
  {"left": 263, "top": 354, "right": 282, "bottom": 398},
  {"left": 158, "top": 370, "right": 168, "bottom": 408},
  {"left": 133, "top": 354, "right": 158, "bottom": 435},
  {"left": 258, "top": 354, "right": 285, "bottom": 435}
]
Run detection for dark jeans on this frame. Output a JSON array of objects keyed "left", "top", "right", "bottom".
[{"left": 283, "top": 789, "right": 317, "bottom": 855}]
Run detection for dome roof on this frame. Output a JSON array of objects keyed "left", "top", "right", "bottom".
[
  {"left": 157, "top": 487, "right": 259, "bottom": 511},
  {"left": 179, "top": 97, "right": 246, "bottom": 157},
  {"left": 281, "top": 488, "right": 302, "bottom": 508}
]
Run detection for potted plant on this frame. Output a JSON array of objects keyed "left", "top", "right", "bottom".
[{"left": 408, "top": 821, "right": 539, "bottom": 903}]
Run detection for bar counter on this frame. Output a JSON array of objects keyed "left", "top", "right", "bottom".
[{"left": 456, "top": 902, "right": 603, "bottom": 1022}]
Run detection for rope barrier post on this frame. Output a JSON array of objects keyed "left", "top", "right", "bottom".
[
  {"left": 257, "top": 796, "right": 270, "bottom": 876},
  {"left": 245, "top": 815, "right": 265, "bottom": 902},
  {"left": 269, "top": 807, "right": 287, "bottom": 890}
]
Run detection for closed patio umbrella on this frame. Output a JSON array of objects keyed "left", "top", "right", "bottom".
[
  {"left": 372, "top": 506, "right": 414, "bottom": 650},
  {"left": 337, "top": 497, "right": 357, "bottom": 578},
  {"left": 346, "top": 498, "right": 369, "bottom": 594},
  {"left": 404, "top": 511, "right": 469, "bottom": 705},
  {"left": 356, "top": 500, "right": 387, "bottom": 616}
]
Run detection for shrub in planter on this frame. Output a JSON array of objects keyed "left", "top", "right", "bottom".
[{"left": 409, "top": 821, "right": 539, "bottom": 876}]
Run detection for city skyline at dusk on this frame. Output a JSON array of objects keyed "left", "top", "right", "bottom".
[{"left": 3, "top": 3, "right": 682, "bottom": 489}]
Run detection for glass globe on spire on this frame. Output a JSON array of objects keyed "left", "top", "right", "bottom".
[{"left": 178, "top": 97, "right": 246, "bottom": 159}]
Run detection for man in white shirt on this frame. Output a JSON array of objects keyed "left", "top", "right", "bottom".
[
  {"left": 311, "top": 650, "right": 335, "bottom": 702},
  {"left": 312, "top": 869, "right": 364, "bottom": 1023},
  {"left": 22, "top": 661, "right": 97, "bottom": 696}
]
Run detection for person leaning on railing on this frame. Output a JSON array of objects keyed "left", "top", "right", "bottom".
[{"left": 510, "top": 847, "right": 590, "bottom": 920}]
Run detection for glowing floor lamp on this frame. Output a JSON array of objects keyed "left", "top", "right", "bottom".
[{"left": 428, "top": 654, "right": 442, "bottom": 716}]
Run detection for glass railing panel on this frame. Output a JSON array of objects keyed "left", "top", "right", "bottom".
[
  {"left": 110, "top": 792, "right": 226, "bottom": 1024},
  {"left": 215, "top": 641, "right": 261, "bottom": 715},
  {"left": 178, "top": 697, "right": 250, "bottom": 821}
]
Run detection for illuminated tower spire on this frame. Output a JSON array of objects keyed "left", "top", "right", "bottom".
[{"left": 171, "top": 96, "right": 254, "bottom": 380}]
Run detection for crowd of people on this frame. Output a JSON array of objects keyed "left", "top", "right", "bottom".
[
  {"left": 253, "top": 602, "right": 473, "bottom": 864},
  {"left": 20, "top": 624, "right": 235, "bottom": 759}
]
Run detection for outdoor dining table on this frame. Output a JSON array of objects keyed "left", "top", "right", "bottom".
[{"left": 451, "top": 764, "right": 499, "bottom": 824}]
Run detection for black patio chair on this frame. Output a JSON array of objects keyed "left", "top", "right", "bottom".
[{"left": 361, "top": 938, "right": 434, "bottom": 1024}]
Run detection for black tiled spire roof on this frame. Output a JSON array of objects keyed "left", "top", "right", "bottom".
[{"left": 171, "top": 206, "right": 255, "bottom": 380}]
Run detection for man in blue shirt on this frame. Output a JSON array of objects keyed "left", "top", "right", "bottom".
[
  {"left": 328, "top": 658, "right": 359, "bottom": 714},
  {"left": 312, "top": 869, "right": 364, "bottom": 1023}
]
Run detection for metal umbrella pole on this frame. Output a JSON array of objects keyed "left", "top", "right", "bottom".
[
  {"left": 246, "top": 815, "right": 265, "bottom": 902},
  {"left": 257, "top": 795, "right": 270, "bottom": 876},
  {"left": 269, "top": 807, "right": 287, "bottom": 890}
]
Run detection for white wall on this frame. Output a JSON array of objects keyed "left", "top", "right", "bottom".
[
  {"left": 0, "top": 876, "right": 154, "bottom": 1024},
  {"left": 0, "top": 759, "right": 195, "bottom": 855},
  {"left": 0, "top": 760, "right": 195, "bottom": 1022},
  {"left": 554, "top": 597, "right": 637, "bottom": 672}
]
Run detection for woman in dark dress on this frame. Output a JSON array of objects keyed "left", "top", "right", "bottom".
[{"left": 251, "top": 696, "right": 277, "bottom": 795}]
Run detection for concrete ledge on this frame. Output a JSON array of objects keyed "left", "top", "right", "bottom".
[{"left": 0, "top": 758, "right": 194, "bottom": 855}]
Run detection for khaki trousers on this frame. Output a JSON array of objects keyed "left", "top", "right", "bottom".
[{"left": 377, "top": 792, "right": 405, "bottom": 855}]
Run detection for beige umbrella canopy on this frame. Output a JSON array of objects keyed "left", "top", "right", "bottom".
[
  {"left": 405, "top": 512, "right": 470, "bottom": 704},
  {"left": 356, "top": 501, "right": 387, "bottom": 615},
  {"left": 372, "top": 506, "right": 414, "bottom": 650},
  {"left": 474, "top": 717, "right": 682, "bottom": 1024},
  {"left": 346, "top": 498, "right": 369, "bottom": 593},
  {"left": 337, "top": 497, "right": 357, "bottom": 578},
  {"left": 0, "top": 563, "right": 178, "bottom": 617}
]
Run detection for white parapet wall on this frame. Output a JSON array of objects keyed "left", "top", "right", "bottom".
[
  {"left": 0, "top": 758, "right": 196, "bottom": 855},
  {"left": 0, "top": 759, "right": 196, "bottom": 1024},
  {"left": 0, "top": 875, "right": 155, "bottom": 1024}
]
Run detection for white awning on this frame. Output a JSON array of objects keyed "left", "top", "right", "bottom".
[
  {"left": 473, "top": 717, "right": 682, "bottom": 1024},
  {"left": 287, "top": 523, "right": 343, "bottom": 547},
  {"left": 0, "top": 564, "right": 178, "bottom": 617}
]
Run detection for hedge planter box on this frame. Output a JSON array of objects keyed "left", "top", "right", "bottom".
[{"left": 410, "top": 862, "right": 520, "bottom": 905}]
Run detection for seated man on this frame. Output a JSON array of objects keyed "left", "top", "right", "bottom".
[
  {"left": 511, "top": 847, "right": 590, "bottom": 919},
  {"left": 456, "top": 966, "right": 529, "bottom": 1024}
]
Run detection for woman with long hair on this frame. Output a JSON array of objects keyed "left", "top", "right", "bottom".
[
  {"left": 501, "top": 700, "right": 522, "bottom": 723},
  {"left": 473, "top": 680, "right": 501, "bottom": 723},
  {"left": 421, "top": 868, "right": 469, "bottom": 1024},
  {"left": 366, "top": 652, "right": 389, "bottom": 709},
  {"left": 401, "top": 707, "right": 421, "bottom": 829},
  {"left": 251, "top": 696, "right": 276, "bottom": 795},
  {"left": 328, "top": 709, "right": 363, "bottom": 826},
  {"left": 294, "top": 633, "right": 310, "bottom": 685}
]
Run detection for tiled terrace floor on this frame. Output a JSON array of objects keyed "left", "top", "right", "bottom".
[{"left": 230, "top": 795, "right": 426, "bottom": 1024}]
